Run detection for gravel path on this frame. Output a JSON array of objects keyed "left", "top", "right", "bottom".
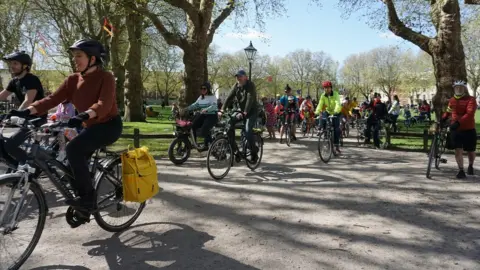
[{"left": 7, "top": 134, "right": 480, "bottom": 270}]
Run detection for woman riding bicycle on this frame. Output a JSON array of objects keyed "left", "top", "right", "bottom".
[
  {"left": 9, "top": 39, "right": 122, "bottom": 212},
  {"left": 186, "top": 82, "right": 217, "bottom": 150}
]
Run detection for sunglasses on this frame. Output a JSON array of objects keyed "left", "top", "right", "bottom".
[{"left": 201, "top": 87, "right": 207, "bottom": 90}]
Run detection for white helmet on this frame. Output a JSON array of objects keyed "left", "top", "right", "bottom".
[{"left": 453, "top": 80, "right": 467, "bottom": 87}]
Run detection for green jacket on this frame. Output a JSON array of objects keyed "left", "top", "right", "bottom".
[
  {"left": 315, "top": 91, "right": 341, "bottom": 115},
  {"left": 222, "top": 80, "right": 258, "bottom": 116}
]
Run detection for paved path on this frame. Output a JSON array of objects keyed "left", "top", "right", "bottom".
[{"left": 9, "top": 134, "right": 480, "bottom": 270}]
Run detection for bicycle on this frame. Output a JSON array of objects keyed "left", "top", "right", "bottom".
[
  {"left": 318, "top": 115, "right": 340, "bottom": 163},
  {"left": 426, "top": 121, "right": 448, "bottom": 179},
  {"left": 0, "top": 116, "right": 145, "bottom": 270},
  {"left": 168, "top": 112, "right": 220, "bottom": 165},
  {"left": 206, "top": 111, "right": 263, "bottom": 180},
  {"left": 281, "top": 109, "right": 296, "bottom": 146}
]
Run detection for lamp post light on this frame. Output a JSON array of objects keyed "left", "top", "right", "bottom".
[
  {"left": 244, "top": 41, "right": 257, "bottom": 80},
  {"left": 306, "top": 81, "right": 311, "bottom": 97}
]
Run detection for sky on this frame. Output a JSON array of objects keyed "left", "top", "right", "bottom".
[{"left": 212, "top": 1, "right": 419, "bottom": 65}]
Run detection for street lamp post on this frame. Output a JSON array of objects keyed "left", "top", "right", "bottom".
[
  {"left": 244, "top": 41, "right": 257, "bottom": 81},
  {"left": 306, "top": 81, "right": 311, "bottom": 97}
]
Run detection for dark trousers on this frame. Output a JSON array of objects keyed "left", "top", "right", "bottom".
[
  {"left": 321, "top": 112, "right": 340, "bottom": 145},
  {"left": 66, "top": 115, "right": 122, "bottom": 198},
  {"left": 191, "top": 114, "right": 217, "bottom": 146},
  {"left": 244, "top": 111, "right": 258, "bottom": 154},
  {"left": 390, "top": 114, "right": 399, "bottom": 132},
  {"left": 365, "top": 118, "right": 380, "bottom": 147}
]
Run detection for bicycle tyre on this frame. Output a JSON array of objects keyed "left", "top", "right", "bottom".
[
  {"left": 285, "top": 124, "right": 291, "bottom": 147},
  {"left": 318, "top": 133, "right": 332, "bottom": 163},
  {"left": 207, "top": 137, "right": 233, "bottom": 180},
  {"left": 426, "top": 136, "right": 437, "bottom": 179},
  {"left": 167, "top": 137, "right": 191, "bottom": 165},
  {"left": 435, "top": 135, "right": 445, "bottom": 170},
  {"left": 345, "top": 123, "right": 350, "bottom": 138},
  {"left": 245, "top": 134, "right": 263, "bottom": 171},
  {"left": 0, "top": 179, "right": 47, "bottom": 270},
  {"left": 93, "top": 157, "right": 146, "bottom": 232}
]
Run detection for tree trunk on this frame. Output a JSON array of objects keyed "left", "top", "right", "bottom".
[
  {"left": 123, "top": 8, "right": 145, "bottom": 122},
  {"left": 430, "top": 43, "right": 467, "bottom": 117},
  {"left": 181, "top": 45, "right": 207, "bottom": 106},
  {"left": 109, "top": 17, "right": 125, "bottom": 111}
]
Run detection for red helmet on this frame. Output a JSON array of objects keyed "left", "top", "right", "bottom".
[{"left": 322, "top": 81, "right": 332, "bottom": 88}]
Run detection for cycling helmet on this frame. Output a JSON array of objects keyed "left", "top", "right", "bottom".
[
  {"left": 285, "top": 84, "right": 292, "bottom": 92},
  {"left": 69, "top": 39, "right": 108, "bottom": 74},
  {"left": 453, "top": 80, "right": 467, "bottom": 87},
  {"left": 322, "top": 81, "right": 332, "bottom": 88},
  {"left": 2, "top": 51, "right": 32, "bottom": 66}
]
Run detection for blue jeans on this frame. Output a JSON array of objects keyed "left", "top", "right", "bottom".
[{"left": 321, "top": 112, "right": 340, "bottom": 145}]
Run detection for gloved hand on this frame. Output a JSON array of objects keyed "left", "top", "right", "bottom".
[
  {"left": 9, "top": 109, "right": 31, "bottom": 118},
  {"left": 68, "top": 112, "right": 90, "bottom": 128},
  {"left": 449, "top": 121, "right": 460, "bottom": 131}
]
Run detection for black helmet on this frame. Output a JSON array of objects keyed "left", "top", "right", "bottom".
[
  {"left": 2, "top": 51, "right": 32, "bottom": 66},
  {"left": 285, "top": 84, "right": 292, "bottom": 92},
  {"left": 202, "top": 81, "right": 212, "bottom": 91},
  {"left": 69, "top": 39, "right": 107, "bottom": 64}
]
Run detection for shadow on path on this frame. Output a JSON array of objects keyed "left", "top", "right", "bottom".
[{"left": 83, "top": 222, "right": 259, "bottom": 270}]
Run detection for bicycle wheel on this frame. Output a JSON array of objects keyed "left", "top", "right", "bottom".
[
  {"left": 0, "top": 178, "right": 47, "bottom": 270},
  {"left": 345, "top": 123, "right": 350, "bottom": 138},
  {"left": 94, "top": 157, "right": 146, "bottom": 232},
  {"left": 245, "top": 133, "right": 263, "bottom": 171},
  {"left": 285, "top": 125, "right": 291, "bottom": 147},
  {"left": 318, "top": 132, "right": 332, "bottom": 163},
  {"left": 207, "top": 137, "right": 233, "bottom": 180},
  {"left": 167, "top": 137, "right": 191, "bottom": 165},
  {"left": 426, "top": 136, "right": 437, "bottom": 179},
  {"left": 435, "top": 135, "right": 445, "bottom": 169}
]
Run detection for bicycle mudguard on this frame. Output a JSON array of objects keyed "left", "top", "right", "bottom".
[{"left": 0, "top": 171, "right": 24, "bottom": 185}]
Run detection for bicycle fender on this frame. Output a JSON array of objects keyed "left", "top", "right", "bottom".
[{"left": 0, "top": 172, "right": 24, "bottom": 185}]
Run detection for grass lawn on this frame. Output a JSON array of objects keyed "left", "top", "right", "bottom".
[
  {"left": 390, "top": 110, "right": 480, "bottom": 151},
  {"left": 110, "top": 107, "right": 175, "bottom": 157}
]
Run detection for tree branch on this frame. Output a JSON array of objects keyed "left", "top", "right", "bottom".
[
  {"left": 382, "top": 0, "right": 432, "bottom": 55},
  {"left": 121, "top": 0, "right": 184, "bottom": 48},
  {"left": 164, "top": 0, "right": 199, "bottom": 25},
  {"left": 207, "top": 0, "right": 236, "bottom": 44}
]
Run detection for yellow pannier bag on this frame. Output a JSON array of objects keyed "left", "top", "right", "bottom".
[{"left": 121, "top": 146, "right": 159, "bottom": 203}]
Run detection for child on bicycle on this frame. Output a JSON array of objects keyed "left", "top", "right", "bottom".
[
  {"left": 300, "top": 96, "right": 315, "bottom": 134},
  {"left": 279, "top": 85, "right": 298, "bottom": 143}
]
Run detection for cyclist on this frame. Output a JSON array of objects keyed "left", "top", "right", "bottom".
[
  {"left": 219, "top": 69, "right": 259, "bottom": 162},
  {"left": 315, "top": 81, "right": 342, "bottom": 154},
  {"left": 279, "top": 84, "right": 298, "bottom": 143},
  {"left": 1, "top": 51, "right": 46, "bottom": 164},
  {"left": 340, "top": 97, "right": 353, "bottom": 136},
  {"left": 186, "top": 82, "right": 217, "bottom": 150},
  {"left": 442, "top": 80, "right": 477, "bottom": 179},
  {"left": 300, "top": 95, "right": 315, "bottom": 134},
  {"left": 10, "top": 39, "right": 122, "bottom": 213}
]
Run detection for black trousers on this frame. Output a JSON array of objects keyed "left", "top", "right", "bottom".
[
  {"left": 191, "top": 114, "right": 217, "bottom": 145},
  {"left": 66, "top": 115, "right": 122, "bottom": 198}
]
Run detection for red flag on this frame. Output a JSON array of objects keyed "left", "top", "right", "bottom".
[{"left": 103, "top": 17, "right": 115, "bottom": 36}]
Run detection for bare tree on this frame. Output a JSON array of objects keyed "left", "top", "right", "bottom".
[
  {"left": 120, "top": 0, "right": 288, "bottom": 105},
  {"left": 370, "top": 46, "right": 403, "bottom": 101},
  {"left": 463, "top": 17, "right": 480, "bottom": 97}
]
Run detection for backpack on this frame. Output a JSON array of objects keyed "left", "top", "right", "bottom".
[{"left": 121, "top": 146, "right": 159, "bottom": 203}]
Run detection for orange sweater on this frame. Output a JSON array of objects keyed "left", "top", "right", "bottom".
[{"left": 32, "top": 69, "right": 118, "bottom": 127}]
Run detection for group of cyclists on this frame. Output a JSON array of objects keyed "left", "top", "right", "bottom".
[{"left": 0, "top": 38, "right": 477, "bottom": 228}]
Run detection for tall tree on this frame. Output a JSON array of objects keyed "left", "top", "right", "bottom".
[
  {"left": 121, "top": 0, "right": 286, "bottom": 105},
  {"left": 284, "top": 49, "right": 313, "bottom": 92},
  {"left": 340, "top": 0, "right": 479, "bottom": 115},
  {"left": 370, "top": 46, "right": 403, "bottom": 101}
]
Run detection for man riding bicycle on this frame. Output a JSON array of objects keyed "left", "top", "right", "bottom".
[
  {"left": 219, "top": 69, "right": 259, "bottom": 162},
  {"left": 315, "top": 81, "right": 342, "bottom": 154},
  {"left": 0, "top": 51, "right": 46, "bottom": 164},
  {"left": 10, "top": 39, "right": 122, "bottom": 215},
  {"left": 279, "top": 84, "right": 298, "bottom": 143}
]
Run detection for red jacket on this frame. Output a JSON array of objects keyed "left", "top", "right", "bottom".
[{"left": 444, "top": 95, "right": 477, "bottom": 131}]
